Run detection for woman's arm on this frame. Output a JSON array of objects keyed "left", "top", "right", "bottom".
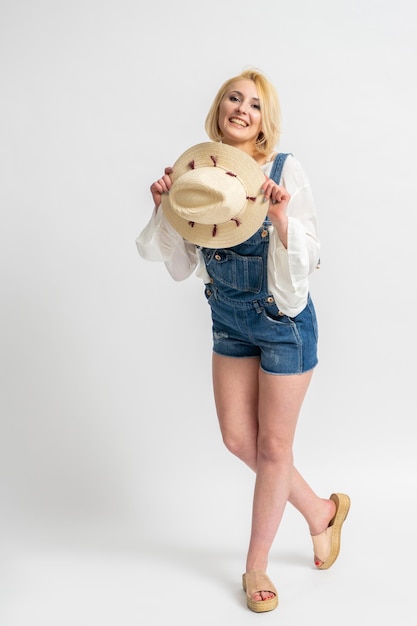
[
  {"left": 268, "top": 156, "right": 320, "bottom": 290},
  {"left": 136, "top": 167, "right": 199, "bottom": 281}
]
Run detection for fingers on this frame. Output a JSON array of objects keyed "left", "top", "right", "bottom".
[
  {"left": 150, "top": 167, "right": 173, "bottom": 209},
  {"left": 151, "top": 171, "right": 173, "bottom": 195},
  {"left": 262, "top": 177, "right": 290, "bottom": 205},
  {"left": 150, "top": 166, "right": 174, "bottom": 207}
]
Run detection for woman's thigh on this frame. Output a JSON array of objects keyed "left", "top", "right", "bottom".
[
  {"left": 212, "top": 353, "right": 260, "bottom": 450},
  {"left": 257, "top": 369, "right": 313, "bottom": 447}
]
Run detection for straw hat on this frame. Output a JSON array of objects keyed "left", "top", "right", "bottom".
[{"left": 161, "top": 142, "right": 267, "bottom": 248}]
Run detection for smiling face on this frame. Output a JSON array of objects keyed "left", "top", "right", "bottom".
[{"left": 217, "top": 79, "right": 263, "bottom": 154}]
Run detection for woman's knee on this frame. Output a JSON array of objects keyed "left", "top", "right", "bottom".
[
  {"left": 222, "top": 430, "right": 256, "bottom": 461},
  {"left": 256, "top": 435, "right": 293, "bottom": 466}
]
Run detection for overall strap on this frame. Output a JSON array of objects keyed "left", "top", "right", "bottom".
[{"left": 269, "top": 152, "right": 291, "bottom": 184}]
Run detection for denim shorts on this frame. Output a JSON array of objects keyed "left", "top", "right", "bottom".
[{"left": 204, "top": 287, "right": 319, "bottom": 375}]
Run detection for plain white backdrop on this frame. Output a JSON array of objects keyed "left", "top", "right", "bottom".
[{"left": 1, "top": 1, "right": 416, "bottom": 624}]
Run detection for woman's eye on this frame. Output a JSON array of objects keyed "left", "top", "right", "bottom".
[{"left": 229, "top": 95, "right": 240, "bottom": 102}]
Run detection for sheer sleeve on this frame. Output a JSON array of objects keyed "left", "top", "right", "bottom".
[
  {"left": 136, "top": 207, "right": 198, "bottom": 281},
  {"left": 268, "top": 156, "right": 320, "bottom": 292}
]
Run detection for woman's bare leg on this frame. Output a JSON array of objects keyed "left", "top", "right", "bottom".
[
  {"left": 212, "top": 354, "right": 260, "bottom": 468},
  {"left": 245, "top": 367, "right": 313, "bottom": 573},
  {"left": 212, "top": 354, "right": 336, "bottom": 591},
  {"left": 288, "top": 468, "right": 336, "bottom": 537}
]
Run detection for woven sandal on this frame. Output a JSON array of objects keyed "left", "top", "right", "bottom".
[
  {"left": 242, "top": 570, "right": 278, "bottom": 613},
  {"left": 311, "top": 493, "right": 351, "bottom": 570}
]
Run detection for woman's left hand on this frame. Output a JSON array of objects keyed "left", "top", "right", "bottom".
[
  {"left": 262, "top": 176, "right": 290, "bottom": 217},
  {"left": 262, "top": 176, "right": 290, "bottom": 247}
]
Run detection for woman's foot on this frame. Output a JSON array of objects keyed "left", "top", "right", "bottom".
[
  {"left": 311, "top": 493, "right": 350, "bottom": 569},
  {"left": 242, "top": 571, "right": 278, "bottom": 612},
  {"left": 308, "top": 496, "right": 337, "bottom": 566}
]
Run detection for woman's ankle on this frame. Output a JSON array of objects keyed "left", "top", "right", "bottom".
[{"left": 309, "top": 498, "right": 336, "bottom": 536}]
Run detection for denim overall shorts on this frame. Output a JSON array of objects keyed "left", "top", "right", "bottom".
[
  {"left": 199, "top": 152, "right": 318, "bottom": 375},
  {"left": 201, "top": 221, "right": 318, "bottom": 375}
]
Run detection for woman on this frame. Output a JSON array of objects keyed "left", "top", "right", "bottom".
[{"left": 136, "top": 68, "right": 350, "bottom": 613}]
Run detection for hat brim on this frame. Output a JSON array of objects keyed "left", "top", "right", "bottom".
[{"left": 161, "top": 142, "right": 267, "bottom": 249}]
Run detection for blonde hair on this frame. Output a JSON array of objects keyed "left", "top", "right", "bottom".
[{"left": 204, "top": 68, "right": 281, "bottom": 155}]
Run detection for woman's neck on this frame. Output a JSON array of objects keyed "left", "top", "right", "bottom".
[{"left": 221, "top": 139, "right": 269, "bottom": 164}]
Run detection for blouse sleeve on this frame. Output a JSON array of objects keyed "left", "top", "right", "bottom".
[
  {"left": 269, "top": 155, "right": 320, "bottom": 291},
  {"left": 135, "top": 206, "right": 198, "bottom": 281}
]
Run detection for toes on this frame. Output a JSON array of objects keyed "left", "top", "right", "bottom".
[
  {"left": 252, "top": 590, "right": 275, "bottom": 601},
  {"left": 261, "top": 591, "right": 274, "bottom": 601}
]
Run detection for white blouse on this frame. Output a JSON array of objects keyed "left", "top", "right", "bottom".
[{"left": 136, "top": 154, "right": 320, "bottom": 317}]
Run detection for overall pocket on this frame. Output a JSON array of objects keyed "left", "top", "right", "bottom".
[{"left": 203, "top": 249, "right": 263, "bottom": 294}]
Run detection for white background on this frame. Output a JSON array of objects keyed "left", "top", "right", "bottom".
[{"left": 1, "top": 0, "right": 416, "bottom": 624}]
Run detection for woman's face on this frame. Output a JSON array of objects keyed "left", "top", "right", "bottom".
[{"left": 217, "top": 79, "right": 262, "bottom": 150}]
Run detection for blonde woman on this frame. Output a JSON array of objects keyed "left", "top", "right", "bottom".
[{"left": 137, "top": 68, "right": 350, "bottom": 613}]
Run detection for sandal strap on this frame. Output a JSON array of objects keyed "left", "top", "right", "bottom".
[
  {"left": 311, "top": 526, "right": 333, "bottom": 562},
  {"left": 243, "top": 570, "right": 277, "bottom": 597}
]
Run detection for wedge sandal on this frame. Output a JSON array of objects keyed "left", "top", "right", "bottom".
[
  {"left": 242, "top": 570, "right": 278, "bottom": 613},
  {"left": 312, "top": 492, "right": 351, "bottom": 570}
]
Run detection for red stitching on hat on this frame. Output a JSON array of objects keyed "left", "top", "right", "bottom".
[
  {"left": 246, "top": 196, "right": 256, "bottom": 202},
  {"left": 210, "top": 156, "right": 217, "bottom": 166},
  {"left": 188, "top": 221, "right": 195, "bottom": 227},
  {"left": 225, "top": 171, "right": 237, "bottom": 177},
  {"left": 212, "top": 224, "right": 217, "bottom": 236},
  {"left": 231, "top": 218, "right": 241, "bottom": 226},
  {"left": 188, "top": 160, "right": 195, "bottom": 169}
]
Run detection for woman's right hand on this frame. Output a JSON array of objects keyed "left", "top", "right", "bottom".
[{"left": 150, "top": 167, "right": 173, "bottom": 209}]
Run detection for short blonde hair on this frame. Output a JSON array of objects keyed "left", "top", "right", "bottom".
[{"left": 205, "top": 68, "right": 281, "bottom": 155}]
